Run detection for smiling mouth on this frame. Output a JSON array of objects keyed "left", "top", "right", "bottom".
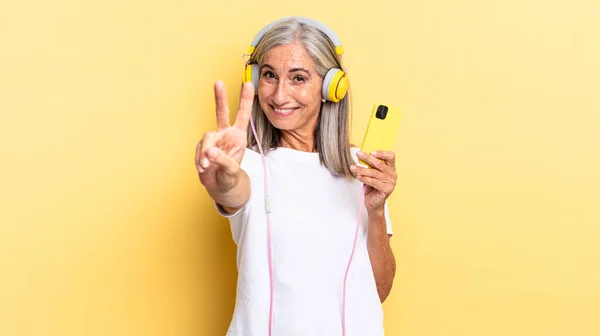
[{"left": 271, "top": 105, "right": 299, "bottom": 116}]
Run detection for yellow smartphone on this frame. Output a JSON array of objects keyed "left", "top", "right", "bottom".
[{"left": 359, "top": 103, "right": 403, "bottom": 167}]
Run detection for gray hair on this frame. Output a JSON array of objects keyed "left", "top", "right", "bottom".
[{"left": 246, "top": 18, "right": 355, "bottom": 178}]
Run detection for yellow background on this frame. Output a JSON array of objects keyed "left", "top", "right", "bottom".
[{"left": 1, "top": 0, "right": 599, "bottom": 335}]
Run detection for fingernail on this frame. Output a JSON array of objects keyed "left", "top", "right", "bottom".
[
  {"left": 350, "top": 165, "right": 356, "bottom": 171},
  {"left": 201, "top": 158, "right": 210, "bottom": 168},
  {"left": 197, "top": 165, "right": 204, "bottom": 173},
  {"left": 357, "top": 151, "right": 364, "bottom": 157},
  {"left": 371, "top": 151, "right": 377, "bottom": 155}
]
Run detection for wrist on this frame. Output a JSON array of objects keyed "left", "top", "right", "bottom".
[
  {"left": 209, "top": 169, "right": 247, "bottom": 208},
  {"left": 367, "top": 207, "right": 386, "bottom": 220}
]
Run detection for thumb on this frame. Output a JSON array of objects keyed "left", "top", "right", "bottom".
[{"left": 207, "top": 147, "right": 239, "bottom": 175}]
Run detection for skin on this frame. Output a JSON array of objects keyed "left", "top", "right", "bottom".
[
  {"left": 257, "top": 42, "right": 324, "bottom": 151},
  {"left": 195, "top": 42, "right": 397, "bottom": 302}
]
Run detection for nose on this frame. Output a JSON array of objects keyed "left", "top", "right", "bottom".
[{"left": 273, "top": 79, "right": 291, "bottom": 106}]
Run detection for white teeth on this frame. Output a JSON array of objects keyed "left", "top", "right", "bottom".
[{"left": 274, "top": 108, "right": 295, "bottom": 114}]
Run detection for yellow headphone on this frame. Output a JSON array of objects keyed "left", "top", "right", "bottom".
[{"left": 242, "top": 17, "right": 349, "bottom": 103}]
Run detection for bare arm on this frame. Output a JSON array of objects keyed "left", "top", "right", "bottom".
[
  {"left": 367, "top": 209, "right": 396, "bottom": 302},
  {"left": 196, "top": 81, "right": 254, "bottom": 214},
  {"left": 351, "top": 150, "right": 399, "bottom": 303}
]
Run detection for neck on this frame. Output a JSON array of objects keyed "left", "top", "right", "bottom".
[{"left": 280, "top": 130, "right": 316, "bottom": 152}]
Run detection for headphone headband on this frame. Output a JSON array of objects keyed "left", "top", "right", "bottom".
[
  {"left": 243, "top": 16, "right": 348, "bottom": 102},
  {"left": 249, "top": 16, "right": 344, "bottom": 55}
]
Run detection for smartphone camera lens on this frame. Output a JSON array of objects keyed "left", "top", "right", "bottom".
[{"left": 376, "top": 105, "right": 388, "bottom": 120}]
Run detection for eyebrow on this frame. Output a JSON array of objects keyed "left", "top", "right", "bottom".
[{"left": 261, "top": 64, "right": 311, "bottom": 75}]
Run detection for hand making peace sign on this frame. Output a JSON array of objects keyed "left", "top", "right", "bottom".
[{"left": 195, "top": 81, "right": 255, "bottom": 194}]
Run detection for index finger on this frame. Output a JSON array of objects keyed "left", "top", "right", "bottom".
[
  {"left": 371, "top": 150, "right": 396, "bottom": 168},
  {"left": 214, "top": 80, "right": 230, "bottom": 130},
  {"left": 234, "top": 82, "right": 255, "bottom": 130}
]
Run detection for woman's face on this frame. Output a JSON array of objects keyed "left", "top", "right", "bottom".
[{"left": 257, "top": 42, "right": 323, "bottom": 133}]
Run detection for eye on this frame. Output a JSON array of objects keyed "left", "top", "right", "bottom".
[
  {"left": 293, "top": 76, "right": 305, "bottom": 83},
  {"left": 262, "top": 71, "right": 276, "bottom": 79}
]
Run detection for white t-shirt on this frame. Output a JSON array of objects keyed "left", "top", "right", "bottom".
[{"left": 215, "top": 146, "right": 393, "bottom": 336}]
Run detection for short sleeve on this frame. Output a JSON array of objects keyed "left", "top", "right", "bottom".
[{"left": 384, "top": 201, "right": 393, "bottom": 236}]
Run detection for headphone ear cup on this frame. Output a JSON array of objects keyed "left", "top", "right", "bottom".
[
  {"left": 243, "top": 64, "right": 260, "bottom": 94},
  {"left": 322, "top": 68, "right": 348, "bottom": 102}
]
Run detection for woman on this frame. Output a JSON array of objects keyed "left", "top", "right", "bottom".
[{"left": 196, "top": 17, "right": 397, "bottom": 336}]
